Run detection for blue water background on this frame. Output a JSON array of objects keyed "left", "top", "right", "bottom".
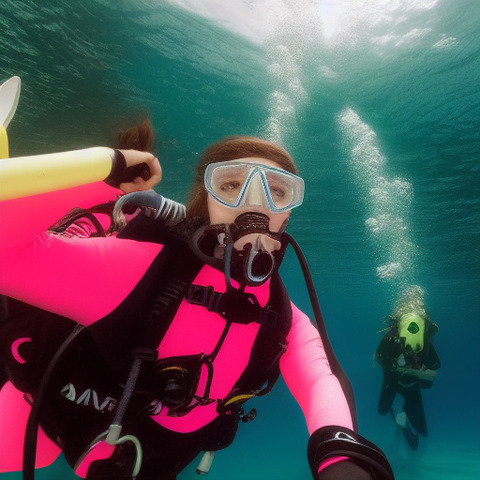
[{"left": 1, "top": 1, "right": 479, "bottom": 479}]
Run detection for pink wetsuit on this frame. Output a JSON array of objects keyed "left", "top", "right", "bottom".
[{"left": 0, "top": 182, "right": 353, "bottom": 474}]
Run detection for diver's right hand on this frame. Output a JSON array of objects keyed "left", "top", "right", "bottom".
[
  {"left": 318, "top": 459, "right": 374, "bottom": 480},
  {"left": 105, "top": 149, "right": 162, "bottom": 193}
]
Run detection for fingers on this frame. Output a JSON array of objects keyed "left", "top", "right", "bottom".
[
  {"left": 144, "top": 153, "right": 162, "bottom": 184},
  {"left": 118, "top": 149, "right": 162, "bottom": 193}
]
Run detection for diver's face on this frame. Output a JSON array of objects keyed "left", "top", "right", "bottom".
[{"left": 207, "top": 157, "right": 291, "bottom": 233}]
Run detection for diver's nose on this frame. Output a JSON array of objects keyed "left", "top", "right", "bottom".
[{"left": 243, "top": 172, "right": 268, "bottom": 208}]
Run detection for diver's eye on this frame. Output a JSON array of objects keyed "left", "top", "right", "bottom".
[
  {"left": 269, "top": 187, "right": 286, "bottom": 199},
  {"left": 220, "top": 181, "right": 241, "bottom": 192}
]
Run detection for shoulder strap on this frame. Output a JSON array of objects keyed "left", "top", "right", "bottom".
[
  {"left": 88, "top": 214, "right": 204, "bottom": 372},
  {"left": 219, "top": 274, "right": 292, "bottom": 411}
]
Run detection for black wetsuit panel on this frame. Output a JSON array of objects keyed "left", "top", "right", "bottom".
[{"left": 375, "top": 333, "right": 440, "bottom": 437}]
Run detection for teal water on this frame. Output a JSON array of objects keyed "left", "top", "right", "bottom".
[{"left": 1, "top": 1, "right": 479, "bottom": 479}]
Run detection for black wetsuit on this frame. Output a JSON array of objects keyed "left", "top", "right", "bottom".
[{"left": 375, "top": 330, "right": 440, "bottom": 437}]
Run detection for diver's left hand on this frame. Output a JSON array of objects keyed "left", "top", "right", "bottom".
[
  {"left": 104, "top": 149, "right": 162, "bottom": 192},
  {"left": 318, "top": 459, "right": 373, "bottom": 480},
  {"left": 117, "top": 149, "right": 162, "bottom": 193}
]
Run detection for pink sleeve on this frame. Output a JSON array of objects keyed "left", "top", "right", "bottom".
[
  {"left": 0, "top": 183, "right": 161, "bottom": 324},
  {"left": 279, "top": 303, "right": 354, "bottom": 435},
  {"left": 0, "top": 182, "right": 120, "bottom": 251},
  {"left": 0, "top": 382, "right": 61, "bottom": 472}
]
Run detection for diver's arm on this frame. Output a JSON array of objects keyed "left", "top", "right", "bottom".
[
  {"left": 0, "top": 181, "right": 120, "bottom": 253},
  {"left": 0, "top": 233, "right": 162, "bottom": 324},
  {"left": 374, "top": 334, "right": 399, "bottom": 369},
  {"left": 423, "top": 341, "right": 441, "bottom": 371},
  {"left": 0, "top": 147, "right": 161, "bottom": 201},
  {"left": 0, "top": 147, "right": 163, "bottom": 319},
  {"left": 395, "top": 366, "right": 436, "bottom": 381},
  {"left": 281, "top": 305, "right": 394, "bottom": 480},
  {"left": 315, "top": 460, "right": 379, "bottom": 480},
  {"left": 279, "top": 303, "right": 354, "bottom": 434},
  {"left": 0, "top": 148, "right": 161, "bottom": 252},
  {"left": 308, "top": 427, "right": 394, "bottom": 480}
]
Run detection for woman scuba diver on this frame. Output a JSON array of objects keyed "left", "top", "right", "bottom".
[{"left": 0, "top": 122, "right": 395, "bottom": 480}]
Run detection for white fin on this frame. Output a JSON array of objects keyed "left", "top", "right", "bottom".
[{"left": 0, "top": 76, "right": 21, "bottom": 128}]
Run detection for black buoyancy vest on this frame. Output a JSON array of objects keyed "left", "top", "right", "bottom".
[
  {"left": 0, "top": 212, "right": 293, "bottom": 465},
  {"left": 89, "top": 213, "right": 293, "bottom": 413}
]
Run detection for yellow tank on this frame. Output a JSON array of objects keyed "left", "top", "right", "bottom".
[{"left": 398, "top": 313, "right": 425, "bottom": 353}]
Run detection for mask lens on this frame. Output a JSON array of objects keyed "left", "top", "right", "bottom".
[
  {"left": 265, "top": 170, "right": 298, "bottom": 210},
  {"left": 205, "top": 161, "right": 304, "bottom": 212},
  {"left": 208, "top": 163, "right": 251, "bottom": 207}
]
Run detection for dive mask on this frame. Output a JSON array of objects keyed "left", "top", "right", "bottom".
[{"left": 204, "top": 160, "right": 304, "bottom": 213}]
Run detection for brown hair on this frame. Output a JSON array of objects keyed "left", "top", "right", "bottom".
[
  {"left": 186, "top": 136, "right": 298, "bottom": 221},
  {"left": 116, "top": 118, "right": 155, "bottom": 153}
]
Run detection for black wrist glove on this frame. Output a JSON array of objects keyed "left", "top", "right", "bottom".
[
  {"left": 318, "top": 459, "right": 374, "bottom": 480},
  {"left": 104, "top": 150, "right": 150, "bottom": 188},
  {"left": 308, "top": 426, "right": 394, "bottom": 480}
]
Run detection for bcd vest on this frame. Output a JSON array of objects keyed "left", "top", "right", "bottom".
[{"left": 0, "top": 212, "right": 292, "bottom": 475}]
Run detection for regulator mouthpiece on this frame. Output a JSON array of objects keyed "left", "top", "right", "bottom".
[{"left": 191, "top": 212, "right": 287, "bottom": 287}]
